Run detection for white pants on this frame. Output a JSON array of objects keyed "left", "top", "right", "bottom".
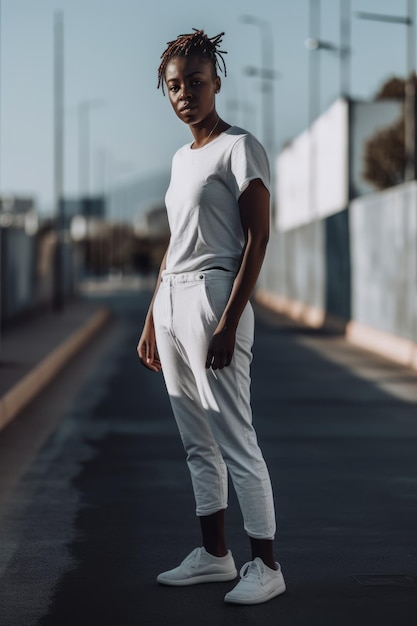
[{"left": 153, "top": 269, "right": 276, "bottom": 540}]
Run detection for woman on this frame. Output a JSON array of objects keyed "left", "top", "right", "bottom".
[{"left": 137, "top": 29, "right": 286, "bottom": 605}]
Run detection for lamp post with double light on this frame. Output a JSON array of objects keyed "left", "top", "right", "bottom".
[
  {"left": 305, "top": 0, "right": 351, "bottom": 125},
  {"left": 239, "top": 14, "right": 279, "bottom": 221},
  {"left": 239, "top": 14, "right": 276, "bottom": 161}
]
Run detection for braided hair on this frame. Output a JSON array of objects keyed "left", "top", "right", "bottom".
[{"left": 157, "top": 29, "right": 227, "bottom": 94}]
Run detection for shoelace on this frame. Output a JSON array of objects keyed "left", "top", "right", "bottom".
[{"left": 239, "top": 559, "right": 264, "bottom": 582}]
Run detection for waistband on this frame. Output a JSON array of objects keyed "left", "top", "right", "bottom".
[{"left": 161, "top": 268, "right": 234, "bottom": 284}]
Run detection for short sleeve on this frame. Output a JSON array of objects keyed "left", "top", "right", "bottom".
[{"left": 230, "top": 133, "right": 270, "bottom": 199}]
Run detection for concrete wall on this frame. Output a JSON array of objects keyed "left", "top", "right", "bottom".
[
  {"left": 258, "top": 207, "right": 351, "bottom": 325},
  {"left": 258, "top": 218, "right": 326, "bottom": 324},
  {"left": 350, "top": 181, "right": 417, "bottom": 343},
  {"left": 276, "top": 98, "right": 349, "bottom": 232},
  {"left": 258, "top": 181, "right": 417, "bottom": 369}
]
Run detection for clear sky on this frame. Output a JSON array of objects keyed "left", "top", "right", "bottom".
[{"left": 0, "top": 0, "right": 411, "bottom": 214}]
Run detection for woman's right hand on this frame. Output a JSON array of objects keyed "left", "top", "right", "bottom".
[{"left": 137, "top": 317, "right": 162, "bottom": 372}]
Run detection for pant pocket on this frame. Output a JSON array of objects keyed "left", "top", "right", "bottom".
[{"left": 200, "top": 277, "right": 233, "bottom": 323}]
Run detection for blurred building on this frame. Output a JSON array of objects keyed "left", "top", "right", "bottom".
[
  {"left": 0, "top": 195, "right": 38, "bottom": 234},
  {"left": 0, "top": 195, "right": 79, "bottom": 325},
  {"left": 132, "top": 205, "right": 170, "bottom": 274},
  {"left": 0, "top": 195, "right": 38, "bottom": 324},
  {"left": 133, "top": 205, "right": 169, "bottom": 239}
]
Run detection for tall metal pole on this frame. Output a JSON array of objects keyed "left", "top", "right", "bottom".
[
  {"left": 406, "top": 0, "right": 417, "bottom": 349},
  {"left": 308, "top": 0, "right": 320, "bottom": 219},
  {"left": 405, "top": 0, "right": 416, "bottom": 181},
  {"left": 340, "top": 0, "right": 351, "bottom": 98},
  {"left": 260, "top": 20, "right": 276, "bottom": 218},
  {"left": 260, "top": 21, "right": 275, "bottom": 163},
  {"left": 0, "top": 0, "right": 2, "bottom": 197},
  {"left": 78, "top": 102, "right": 90, "bottom": 198},
  {"left": 78, "top": 99, "right": 105, "bottom": 275},
  {"left": 240, "top": 15, "right": 276, "bottom": 196},
  {"left": 53, "top": 10, "right": 65, "bottom": 311},
  {"left": 309, "top": 0, "right": 321, "bottom": 125},
  {"left": 78, "top": 102, "right": 91, "bottom": 274},
  {"left": 0, "top": 0, "right": 2, "bottom": 352},
  {"left": 78, "top": 99, "right": 105, "bottom": 199},
  {"left": 308, "top": 0, "right": 321, "bottom": 306}
]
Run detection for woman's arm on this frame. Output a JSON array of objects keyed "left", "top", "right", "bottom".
[
  {"left": 205, "top": 178, "right": 270, "bottom": 370},
  {"left": 137, "top": 246, "right": 169, "bottom": 372}
]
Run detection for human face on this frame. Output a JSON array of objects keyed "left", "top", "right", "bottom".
[{"left": 164, "top": 55, "right": 220, "bottom": 127}]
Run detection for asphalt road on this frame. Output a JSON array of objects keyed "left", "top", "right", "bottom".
[{"left": 1, "top": 289, "right": 417, "bottom": 626}]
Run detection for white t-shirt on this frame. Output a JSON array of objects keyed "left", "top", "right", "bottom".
[{"left": 164, "top": 126, "right": 270, "bottom": 274}]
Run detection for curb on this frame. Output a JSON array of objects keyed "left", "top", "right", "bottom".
[
  {"left": 345, "top": 320, "right": 417, "bottom": 371},
  {"left": 255, "top": 290, "right": 326, "bottom": 329},
  {"left": 255, "top": 289, "right": 417, "bottom": 372},
  {"left": 0, "top": 308, "right": 111, "bottom": 433}
]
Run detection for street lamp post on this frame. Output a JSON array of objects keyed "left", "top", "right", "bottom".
[
  {"left": 240, "top": 15, "right": 276, "bottom": 161},
  {"left": 340, "top": 0, "right": 351, "bottom": 98},
  {"left": 78, "top": 99, "right": 105, "bottom": 198},
  {"left": 53, "top": 10, "right": 65, "bottom": 312},
  {"left": 239, "top": 15, "right": 278, "bottom": 221},
  {"left": 305, "top": 0, "right": 351, "bottom": 124},
  {"left": 78, "top": 99, "right": 105, "bottom": 274},
  {"left": 306, "top": 0, "right": 321, "bottom": 126},
  {"left": 0, "top": 0, "right": 3, "bottom": 352},
  {"left": 356, "top": 2, "right": 416, "bottom": 181}
]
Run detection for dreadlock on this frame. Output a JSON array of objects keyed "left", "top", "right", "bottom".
[{"left": 157, "top": 29, "right": 227, "bottom": 94}]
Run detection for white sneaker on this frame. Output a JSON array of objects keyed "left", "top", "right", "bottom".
[
  {"left": 157, "top": 547, "right": 237, "bottom": 586},
  {"left": 224, "top": 557, "right": 286, "bottom": 604}
]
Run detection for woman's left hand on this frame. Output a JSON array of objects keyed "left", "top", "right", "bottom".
[{"left": 205, "top": 324, "right": 236, "bottom": 370}]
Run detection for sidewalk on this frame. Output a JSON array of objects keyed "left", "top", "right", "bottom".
[{"left": 0, "top": 296, "right": 111, "bottom": 432}]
